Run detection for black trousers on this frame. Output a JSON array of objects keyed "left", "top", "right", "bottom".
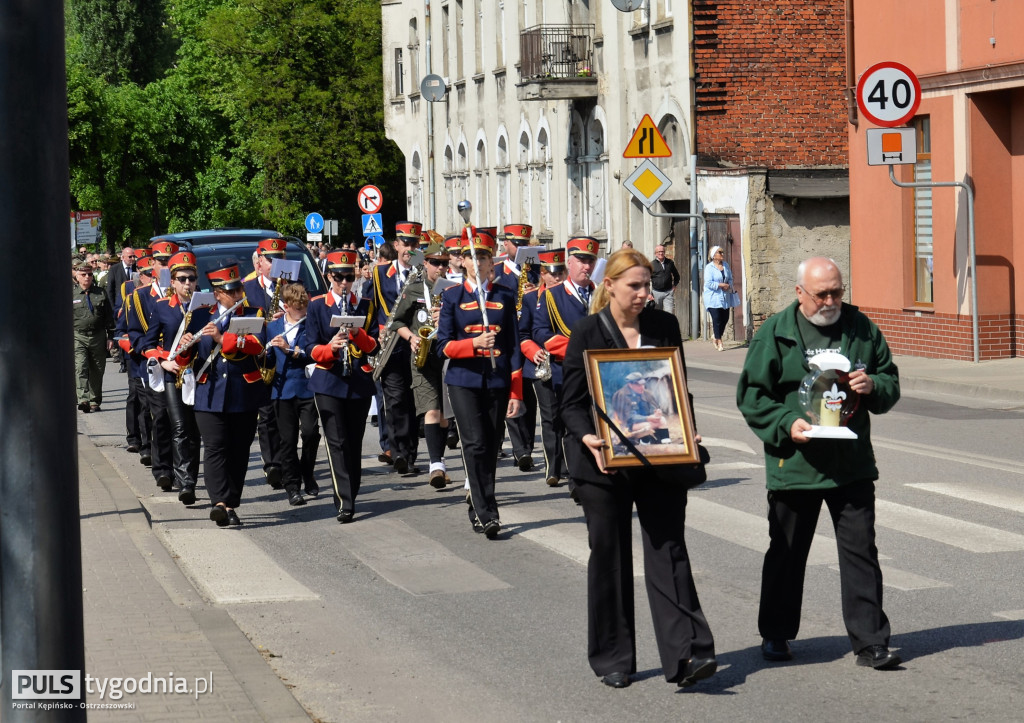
[
  {"left": 708, "top": 307, "right": 730, "bottom": 340},
  {"left": 194, "top": 411, "right": 258, "bottom": 509},
  {"left": 449, "top": 385, "right": 509, "bottom": 526},
  {"left": 505, "top": 377, "right": 538, "bottom": 460},
  {"left": 126, "top": 376, "right": 152, "bottom": 454},
  {"left": 145, "top": 385, "right": 172, "bottom": 480},
  {"left": 379, "top": 353, "right": 417, "bottom": 462},
  {"left": 759, "top": 480, "right": 890, "bottom": 653},
  {"left": 273, "top": 396, "right": 320, "bottom": 492},
  {"left": 315, "top": 394, "right": 373, "bottom": 513},
  {"left": 373, "top": 382, "right": 389, "bottom": 452},
  {"left": 534, "top": 378, "right": 565, "bottom": 480},
  {"left": 575, "top": 477, "right": 714, "bottom": 682},
  {"left": 255, "top": 400, "right": 281, "bottom": 473},
  {"left": 162, "top": 376, "right": 200, "bottom": 488}
]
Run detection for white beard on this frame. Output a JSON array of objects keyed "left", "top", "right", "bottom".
[{"left": 806, "top": 306, "right": 841, "bottom": 327}]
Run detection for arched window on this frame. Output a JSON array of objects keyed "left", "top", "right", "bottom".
[
  {"left": 518, "top": 130, "right": 531, "bottom": 223},
  {"left": 585, "top": 115, "right": 607, "bottom": 234},
  {"left": 457, "top": 142, "right": 470, "bottom": 203},
  {"left": 496, "top": 133, "right": 510, "bottom": 227},
  {"left": 537, "top": 128, "right": 552, "bottom": 231},
  {"left": 411, "top": 151, "right": 423, "bottom": 223},
  {"left": 443, "top": 145, "right": 455, "bottom": 229},
  {"left": 408, "top": 19, "right": 419, "bottom": 92},
  {"left": 475, "top": 137, "right": 490, "bottom": 223}
]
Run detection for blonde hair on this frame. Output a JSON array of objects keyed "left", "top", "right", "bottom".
[
  {"left": 591, "top": 249, "right": 653, "bottom": 313},
  {"left": 282, "top": 282, "right": 309, "bottom": 309}
]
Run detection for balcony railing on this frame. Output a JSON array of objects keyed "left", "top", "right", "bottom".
[{"left": 519, "top": 24, "right": 595, "bottom": 80}]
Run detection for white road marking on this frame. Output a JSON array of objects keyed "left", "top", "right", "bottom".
[
  {"left": 830, "top": 564, "right": 949, "bottom": 591},
  {"left": 905, "top": 482, "right": 1024, "bottom": 514},
  {"left": 337, "top": 518, "right": 510, "bottom": 595},
  {"left": 160, "top": 528, "right": 319, "bottom": 604},
  {"left": 706, "top": 462, "right": 764, "bottom": 472},
  {"left": 875, "top": 500, "right": 1024, "bottom": 552},
  {"left": 700, "top": 436, "right": 757, "bottom": 455},
  {"left": 993, "top": 610, "right": 1024, "bottom": 621}
]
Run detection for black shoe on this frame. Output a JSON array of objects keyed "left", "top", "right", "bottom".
[
  {"left": 210, "top": 505, "right": 229, "bottom": 527},
  {"left": 157, "top": 474, "right": 174, "bottom": 492},
  {"left": 288, "top": 491, "right": 306, "bottom": 506},
  {"left": 393, "top": 456, "right": 409, "bottom": 474},
  {"left": 761, "top": 638, "right": 793, "bottom": 662},
  {"left": 472, "top": 517, "right": 485, "bottom": 533},
  {"left": 856, "top": 645, "right": 901, "bottom": 670},
  {"left": 677, "top": 657, "right": 717, "bottom": 688},
  {"left": 378, "top": 451, "right": 393, "bottom": 465},
  {"left": 569, "top": 487, "right": 581, "bottom": 505},
  {"left": 337, "top": 510, "right": 354, "bottom": 524},
  {"left": 90, "top": 404, "right": 100, "bottom": 412},
  {"left": 482, "top": 519, "right": 501, "bottom": 539},
  {"left": 78, "top": 401, "right": 91, "bottom": 413},
  {"left": 178, "top": 484, "right": 197, "bottom": 506},
  {"left": 126, "top": 444, "right": 140, "bottom": 454},
  {"left": 517, "top": 454, "right": 534, "bottom": 472},
  {"left": 446, "top": 432, "right": 459, "bottom": 450},
  {"left": 227, "top": 509, "right": 241, "bottom": 526},
  {"left": 140, "top": 454, "right": 153, "bottom": 467},
  {"left": 304, "top": 484, "right": 319, "bottom": 498},
  {"left": 601, "top": 672, "right": 631, "bottom": 689},
  {"left": 404, "top": 465, "right": 421, "bottom": 476},
  {"left": 266, "top": 466, "right": 283, "bottom": 490},
  {"left": 370, "top": 414, "right": 378, "bottom": 427},
  {"left": 429, "top": 470, "right": 448, "bottom": 489}
]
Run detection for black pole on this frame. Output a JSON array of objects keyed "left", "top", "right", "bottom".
[{"left": 0, "top": 1, "right": 86, "bottom": 720}]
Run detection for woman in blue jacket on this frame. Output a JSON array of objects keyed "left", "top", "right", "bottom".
[{"left": 703, "top": 245, "right": 736, "bottom": 351}]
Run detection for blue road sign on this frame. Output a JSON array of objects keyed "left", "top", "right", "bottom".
[
  {"left": 361, "top": 213, "right": 383, "bottom": 237},
  {"left": 305, "top": 212, "right": 325, "bottom": 234},
  {"left": 365, "top": 235, "right": 385, "bottom": 248}
]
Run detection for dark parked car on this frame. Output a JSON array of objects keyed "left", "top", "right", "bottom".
[{"left": 148, "top": 228, "right": 326, "bottom": 296}]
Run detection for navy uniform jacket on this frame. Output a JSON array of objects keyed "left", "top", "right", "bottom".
[
  {"left": 303, "top": 291, "right": 378, "bottom": 399},
  {"left": 436, "top": 280, "right": 523, "bottom": 398},
  {"left": 124, "top": 284, "right": 163, "bottom": 378},
  {"left": 138, "top": 294, "right": 208, "bottom": 370},
  {"left": 533, "top": 281, "right": 591, "bottom": 387},
  {"left": 242, "top": 275, "right": 277, "bottom": 316},
  {"left": 494, "top": 257, "right": 540, "bottom": 291},
  {"left": 267, "top": 315, "right": 314, "bottom": 401},
  {"left": 367, "top": 261, "right": 414, "bottom": 362},
  {"left": 518, "top": 287, "right": 544, "bottom": 380},
  {"left": 192, "top": 305, "right": 270, "bottom": 414}
]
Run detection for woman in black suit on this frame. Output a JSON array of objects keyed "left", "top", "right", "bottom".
[{"left": 561, "top": 248, "right": 716, "bottom": 690}]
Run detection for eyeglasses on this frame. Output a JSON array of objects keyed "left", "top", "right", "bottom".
[
  {"left": 174, "top": 275, "right": 197, "bottom": 283},
  {"left": 332, "top": 273, "right": 356, "bottom": 282},
  {"left": 425, "top": 258, "right": 448, "bottom": 267},
  {"left": 799, "top": 284, "right": 845, "bottom": 303}
]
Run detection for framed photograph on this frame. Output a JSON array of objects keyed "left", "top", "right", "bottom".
[{"left": 583, "top": 347, "right": 699, "bottom": 469}]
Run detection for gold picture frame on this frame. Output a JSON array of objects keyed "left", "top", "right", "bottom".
[{"left": 583, "top": 347, "right": 699, "bottom": 469}]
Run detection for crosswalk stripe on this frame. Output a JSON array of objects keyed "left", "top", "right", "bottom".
[
  {"left": 706, "top": 462, "right": 764, "bottom": 472},
  {"left": 875, "top": 500, "right": 1024, "bottom": 552},
  {"left": 852, "top": 564, "right": 948, "bottom": 591},
  {"left": 701, "top": 436, "right": 758, "bottom": 455},
  {"left": 993, "top": 610, "right": 1024, "bottom": 621},
  {"left": 905, "top": 482, "right": 1024, "bottom": 514}
]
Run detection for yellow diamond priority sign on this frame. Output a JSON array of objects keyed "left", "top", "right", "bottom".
[{"left": 623, "top": 159, "right": 672, "bottom": 208}]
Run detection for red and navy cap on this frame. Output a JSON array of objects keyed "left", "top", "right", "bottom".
[
  {"left": 207, "top": 263, "right": 244, "bottom": 291},
  {"left": 538, "top": 248, "right": 566, "bottom": 270},
  {"left": 168, "top": 251, "right": 197, "bottom": 274},
  {"left": 503, "top": 224, "right": 533, "bottom": 245},
  {"left": 395, "top": 221, "right": 423, "bottom": 240},
  {"left": 326, "top": 250, "right": 357, "bottom": 270},
  {"left": 257, "top": 238, "right": 287, "bottom": 257},
  {"left": 150, "top": 240, "right": 179, "bottom": 260},
  {"left": 461, "top": 227, "right": 497, "bottom": 256},
  {"left": 567, "top": 236, "right": 600, "bottom": 259}
]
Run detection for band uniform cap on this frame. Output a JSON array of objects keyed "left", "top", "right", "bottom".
[
  {"left": 567, "top": 236, "right": 600, "bottom": 258},
  {"left": 326, "top": 250, "right": 357, "bottom": 270},
  {"left": 257, "top": 237, "right": 287, "bottom": 257},
  {"left": 150, "top": 240, "right": 180, "bottom": 260},
  {"left": 503, "top": 224, "right": 533, "bottom": 244},
  {"left": 462, "top": 227, "right": 497, "bottom": 256},
  {"left": 476, "top": 226, "right": 497, "bottom": 241},
  {"left": 444, "top": 234, "right": 462, "bottom": 251},
  {"left": 207, "top": 263, "right": 244, "bottom": 291},
  {"left": 422, "top": 240, "right": 450, "bottom": 259},
  {"left": 168, "top": 251, "right": 197, "bottom": 274},
  {"left": 538, "top": 248, "right": 566, "bottom": 268},
  {"left": 135, "top": 255, "right": 156, "bottom": 274},
  {"left": 395, "top": 221, "right": 423, "bottom": 239}
]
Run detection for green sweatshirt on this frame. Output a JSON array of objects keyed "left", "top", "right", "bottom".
[{"left": 736, "top": 301, "right": 900, "bottom": 491}]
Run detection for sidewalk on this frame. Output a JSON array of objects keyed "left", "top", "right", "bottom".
[
  {"left": 78, "top": 432, "right": 309, "bottom": 721},
  {"left": 683, "top": 339, "right": 1024, "bottom": 404}
]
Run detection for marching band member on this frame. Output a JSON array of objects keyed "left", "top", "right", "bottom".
[
  {"left": 267, "top": 282, "right": 321, "bottom": 505},
  {"left": 242, "top": 237, "right": 287, "bottom": 489},
  {"left": 117, "top": 255, "right": 155, "bottom": 468},
  {"left": 191, "top": 263, "right": 269, "bottom": 527},
  {"left": 523, "top": 249, "right": 567, "bottom": 487},
  {"left": 436, "top": 228, "right": 523, "bottom": 539},
  {"left": 493, "top": 223, "right": 540, "bottom": 288},
  {"left": 391, "top": 238, "right": 451, "bottom": 488},
  {"left": 139, "top": 250, "right": 203, "bottom": 505},
  {"left": 444, "top": 235, "right": 465, "bottom": 284},
  {"left": 304, "top": 250, "right": 379, "bottom": 523},
  {"left": 534, "top": 236, "right": 600, "bottom": 495},
  {"left": 367, "top": 222, "right": 422, "bottom": 474}
]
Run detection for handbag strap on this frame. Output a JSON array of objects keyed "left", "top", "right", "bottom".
[
  {"left": 597, "top": 307, "right": 629, "bottom": 349},
  {"left": 592, "top": 403, "right": 654, "bottom": 469}
]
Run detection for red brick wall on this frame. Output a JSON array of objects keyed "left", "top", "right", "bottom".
[
  {"left": 693, "top": 0, "right": 848, "bottom": 168},
  {"left": 859, "top": 306, "right": 1022, "bottom": 361}
]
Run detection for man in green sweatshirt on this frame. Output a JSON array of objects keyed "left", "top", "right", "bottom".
[{"left": 737, "top": 256, "right": 902, "bottom": 671}]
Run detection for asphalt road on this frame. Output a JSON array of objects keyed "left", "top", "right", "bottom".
[{"left": 82, "top": 362, "right": 1024, "bottom": 722}]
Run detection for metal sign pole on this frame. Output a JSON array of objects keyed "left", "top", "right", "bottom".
[
  {"left": 886, "top": 165, "right": 978, "bottom": 363},
  {"left": 643, "top": 208, "right": 706, "bottom": 338}
]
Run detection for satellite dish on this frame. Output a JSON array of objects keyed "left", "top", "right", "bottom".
[
  {"left": 610, "top": 0, "right": 645, "bottom": 11},
  {"left": 420, "top": 74, "right": 448, "bottom": 102}
]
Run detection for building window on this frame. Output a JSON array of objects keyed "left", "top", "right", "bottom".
[
  {"left": 394, "top": 48, "right": 404, "bottom": 96},
  {"left": 408, "top": 19, "right": 420, "bottom": 92},
  {"left": 913, "top": 116, "right": 932, "bottom": 305}
]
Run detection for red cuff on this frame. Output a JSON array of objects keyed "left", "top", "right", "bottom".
[
  {"left": 221, "top": 332, "right": 239, "bottom": 354},
  {"left": 544, "top": 335, "right": 568, "bottom": 360},
  {"left": 118, "top": 337, "right": 131, "bottom": 353},
  {"left": 521, "top": 339, "right": 542, "bottom": 359},
  {"left": 350, "top": 327, "right": 376, "bottom": 354},
  {"left": 443, "top": 338, "right": 477, "bottom": 359},
  {"left": 510, "top": 369, "right": 523, "bottom": 401},
  {"left": 222, "top": 333, "right": 263, "bottom": 355},
  {"left": 144, "top": 348, "right": 168, "bottom": 360},
  {"left": 311, "top": 344, "right": 335, "bottom": 364}
]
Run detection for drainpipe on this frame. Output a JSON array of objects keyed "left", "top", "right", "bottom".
[
  {"left": 845, "top": 0, "right": 858, "bottom": 127},
  {"left": 425, "top": 1, "right": 436, "bottom": 229}
]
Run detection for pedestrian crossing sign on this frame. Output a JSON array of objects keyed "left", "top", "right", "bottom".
[{"left": 362, "top": 213, "right": 383, "bottom": 236}]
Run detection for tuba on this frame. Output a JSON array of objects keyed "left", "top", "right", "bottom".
[{"left": 371, "top": 264, "right": 423, "bottom": 381}]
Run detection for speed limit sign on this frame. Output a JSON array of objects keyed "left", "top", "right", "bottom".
[{"left": 856, "top": 61, "right": 921, "bottom": 127}]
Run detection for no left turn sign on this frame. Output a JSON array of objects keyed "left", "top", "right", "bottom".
[{"left": 856, "top": 61, "right": 922, "bottom": 128}]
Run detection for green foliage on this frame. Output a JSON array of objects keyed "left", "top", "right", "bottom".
[{"left": 67, "top": 0, "right": 404, "bottom": 247}]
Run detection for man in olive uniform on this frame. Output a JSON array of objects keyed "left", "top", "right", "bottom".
[{"left": 73, "top": 261, "right": 114, "bottom": 412}]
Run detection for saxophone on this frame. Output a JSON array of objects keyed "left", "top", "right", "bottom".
[
  {"left": 414, "top": 291, "right": 442, "bottom": 368},
  {"left": 516, "top": 260, "right": 531, "bottom": 315},
  {"left": 371, "top": 265, "right": 423, "bottom": 381},
  {"left": 260, "top": 277, "right": 284, "bottom": 384}
]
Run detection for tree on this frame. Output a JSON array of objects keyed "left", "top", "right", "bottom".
[{"left": 68, "top": 0, "right": 175, "bottom": 86}]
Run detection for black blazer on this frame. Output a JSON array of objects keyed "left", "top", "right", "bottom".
[
  {"left": 561, "top": 306, "right": 698, "bottom": 487},
  {"left": 106, "top": 263, "right": 133, "bottom": 310}
]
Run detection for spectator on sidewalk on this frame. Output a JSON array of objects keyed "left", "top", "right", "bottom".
[{"left": 650, "top": 244, "right": 680, "bottom": 313}]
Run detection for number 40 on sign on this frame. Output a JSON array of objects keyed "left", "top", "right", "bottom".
[{"left": 856, "top": 61, "right": 921, "bottom": 128}]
